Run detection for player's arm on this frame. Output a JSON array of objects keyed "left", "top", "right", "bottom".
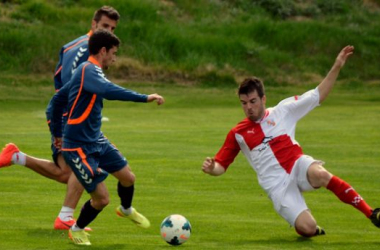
[
  {"left": 202, "top": 130, "right": 239, "bottom": 176},
  {"left": 49, "top": 85, "right": 69, "bottom": 139},
  {"left": 318, "top": 45, "right": 354, "bottom": 104},
  {"left": 104, "top": 83, "right": 165, "bottom": 105},
  {"left": 84, "top": 67, "right": 165, "bottom": 105},
  {"left": 202, "top": 157, "right": 226, "bottom": 176}
]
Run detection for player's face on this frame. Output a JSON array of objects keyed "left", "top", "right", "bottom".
[
  {"left": 102, "top": 46, "right": 118, "bottom": 70},
  {"left": 239, "top": 90, "right": 266, "bottom": 122},
  {"left": 92, "top": 15, "right": 118, "bottom": 33}
]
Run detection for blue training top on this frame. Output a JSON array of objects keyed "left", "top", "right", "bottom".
[
  {"left": 50, "top": 56, "right": 148, "bottom": 144},
  {"left": 54, "top": 31, "right": 92, "bottom": 90},
  {"left": 46, "top": 31, "right": 92, "bottom": 117}
]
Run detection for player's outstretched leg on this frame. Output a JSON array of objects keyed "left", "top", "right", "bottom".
[
  {"left": 370, "top": 208, "right": 380, "bottom": 228},
  {"left": 0, "top": 143, "right": 20, "bottom": 168},
  {"left": 115, "top": 206, "right": 150, "bottom": 228}
]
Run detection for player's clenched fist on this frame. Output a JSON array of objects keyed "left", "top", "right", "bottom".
[
  {"left": 147, "top": 94, "right": 165, "bottom": 105},
  {"left": 202, "top": 157, "right": 215, "bottom": 174}
]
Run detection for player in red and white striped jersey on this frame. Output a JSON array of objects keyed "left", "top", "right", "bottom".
[{"left": 202, "top": 45, "right": 380, "bottom": 237}]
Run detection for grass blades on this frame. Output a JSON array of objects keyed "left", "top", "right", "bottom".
[{"left": 0, "top": 83, "right": 379, "bottom": 249}]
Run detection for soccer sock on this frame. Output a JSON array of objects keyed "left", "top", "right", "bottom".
[
  {"left": 12, "top": 151, "right": 26, "bottom": 166},
  {"left": 58, "top": 206, "right": 74, "bottom": 221},
  {"left": 76, "top": 200, "right": 102, "bottom": 229},
  {"left": 71, "top": 223, "right": 82, "bottom": 232},
  {"left": 118, "top": 182, "right": 134, "bottom": 212},
  {"left": 327, "top": 176, "right": 373, "bottom": 218}
]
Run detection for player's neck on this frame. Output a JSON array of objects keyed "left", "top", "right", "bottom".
[{"left": 88, "top": 55, "right": 103, "bottom": 68}]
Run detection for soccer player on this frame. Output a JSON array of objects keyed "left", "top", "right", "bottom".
[
  {"left": 0, "top": 6, "right": 120, "bottom": 231},
  {"left": 49, "top": 29, "right": 165, "bottom": 246},
  {"left": 202, "top": 45, "right": 380, "bottom": 237}
]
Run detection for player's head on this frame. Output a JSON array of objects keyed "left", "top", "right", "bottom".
[
  {"left": 89, "top": 30, "right": 121, "bottom": 69},
  {"left": 238, "top": 77, "right": 267, "bottom": 122},
  {"left": 91, "top": 6, "right": 120, "bottom": 33}
]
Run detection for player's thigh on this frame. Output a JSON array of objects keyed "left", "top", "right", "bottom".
[
  {"left": 111, "top": 165, "right": 135, "bottom": 185},
  {"left": 277, "top": 182, "right": 309, "bottom": 227},
  {"left": 295, "top": 155, "right": 325, "bottom": 190},
  {"left": 56, "top": 153, "right": 71, "bottom": 173}
]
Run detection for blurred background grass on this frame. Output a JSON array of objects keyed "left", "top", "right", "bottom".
[{"left": 1, "top": 0, "right": 380, "bottom": 88}]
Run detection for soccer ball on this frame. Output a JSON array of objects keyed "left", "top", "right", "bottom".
[{"left": 160, "top": 214, "right": 191, "bottom": 245}]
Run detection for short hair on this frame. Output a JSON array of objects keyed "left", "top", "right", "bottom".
[
  {"left": 238, "top": 77, "right": 265, "bottom": 98},
  {"left": 93, "top": 6, "right": 120, "bottom": 22},
  {"left": 89, "top": 30, "right": 121, "bottom": 55}
]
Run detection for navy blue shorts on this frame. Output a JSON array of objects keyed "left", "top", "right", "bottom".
[{"left": 62, "top": 138, "right": 127, "bottom": 193}]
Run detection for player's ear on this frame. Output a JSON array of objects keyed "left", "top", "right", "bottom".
[
  {"left": 91, "top": 20, "right": 97, "bottom": 31},
  {"left": 262, "top": 95, "right": 267, "bottom": 105},
  {"left": 100, "top": 47, "right": 107, "bottom": 55}
]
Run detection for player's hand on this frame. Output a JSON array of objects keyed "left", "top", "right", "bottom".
[
  {"left": 147, "top": 94, "right": 165, "bottom": 105},
  {"left": 335, "top": 45, "right": 354, "bottom": 68},
  {"left": 54, "top": 137, "right": 62, "bottom": 150},
  {"left": 202, "top": 157, "right": 215, "bottom": 174}
]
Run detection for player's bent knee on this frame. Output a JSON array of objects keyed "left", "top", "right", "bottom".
[
  {"left": 308, "top": 164, "right": 332, "bottom": 187},
  {"left": 295, "top": 220, "right": 318, "bottom": 237},
  {"left": 295, "top": 226, "right": 317, "bottom": 237},
  {"left": 121, "top": 171, "right": 136, "bottom": 186},
  {"left": 129, "top": 172, "right": 136, "bottom": 184},
  {"left": 315, "top": 168, "right": 332, "bottom": 187},
  {"left": 92, "top": 197, "right": 110, "bottom": 209},
  {"left": 319, "top": 169, "right": 332, "bottom": 182},
  {"left": 295, "top": 210, "right": 317, "bottom": 237}
]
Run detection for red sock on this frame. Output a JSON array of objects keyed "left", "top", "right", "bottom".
[{"left": 327, "top": 176, "right": 372, "bottom": 218}]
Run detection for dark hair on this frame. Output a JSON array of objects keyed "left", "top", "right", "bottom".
[
  {"left": 238, "top": 77, "right": 265, "bottom": 98},
  {"left": 89, "top": 30, "right": 121, "bottom": 55},
  {"left": 93, "top": 6, "right": 120, "bottom": 22}
]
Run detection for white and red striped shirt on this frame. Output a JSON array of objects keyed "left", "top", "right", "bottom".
[{"left": 215, "top": 88, "right": 320, "bottom": 195}]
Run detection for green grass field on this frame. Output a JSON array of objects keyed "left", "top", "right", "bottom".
[
  {"left": 1, "top": 1, "right": 380, "bottom": 249},
  {"left": 0, "top": 82, "right": 380, "bottom": 249}
]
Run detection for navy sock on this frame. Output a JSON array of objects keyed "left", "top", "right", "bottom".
[
  {"left": 76, "top": 200, "right": 102, "bottom": 229},
  {"left": 118, "top": 182, "right": 134, "bottom": 209}
]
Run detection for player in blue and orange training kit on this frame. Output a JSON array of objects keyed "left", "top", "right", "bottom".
[
  {"left": 0, "top": 6, "right": 120, "bottom": 231},
  {"left": 49, "top": 30, "right": 165, "bottom": 246}
]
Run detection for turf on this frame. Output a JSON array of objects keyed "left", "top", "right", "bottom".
[{"left": 0, "top": 83, "right": 380, "bottom": 249}]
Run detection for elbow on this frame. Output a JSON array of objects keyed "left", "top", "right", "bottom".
[
  {"left": 317, "top": 87, "right": 327, "bottom": 104},
  {"left": 213, "top": 163, "right": 226, "bottom": 176},
  {"left": 319, "top": 93, "right": 328, "bottom": 104}
]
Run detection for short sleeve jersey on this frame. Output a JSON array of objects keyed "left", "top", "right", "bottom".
[{"left": 215, "top": 88, "right": 320, "bottom": 195}]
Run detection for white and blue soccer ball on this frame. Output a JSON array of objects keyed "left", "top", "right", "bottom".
[{"left": 160, "top": 214, "right": 191, "bottom": 246}]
